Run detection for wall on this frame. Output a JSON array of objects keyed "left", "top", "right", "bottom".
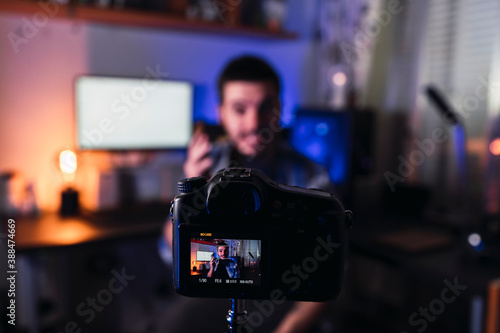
[{"left": 0, "top": 0, "right": 319, "bottom": 212}]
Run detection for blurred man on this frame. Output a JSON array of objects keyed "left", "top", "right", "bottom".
[
  {"left": 183, "top": 55, "right": 332, "bottom": 191},
  {"left": 163, "top": 55, "right": 334, "bottom": 333}
]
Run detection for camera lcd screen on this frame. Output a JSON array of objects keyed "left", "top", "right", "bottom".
[{"left": 189, "top": 233, "right": 262, "bottom": 286}]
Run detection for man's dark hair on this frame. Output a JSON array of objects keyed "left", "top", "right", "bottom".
[
  {"left": 217, "top": 55, "right": 281, "bottom": 103},
  {"left": 217, "top": 242, "right": 229, "bottom": 248}
]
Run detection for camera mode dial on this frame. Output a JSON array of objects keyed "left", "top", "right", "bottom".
[{"left": 178, "top": 176, "right": 207, "bottom": 193}]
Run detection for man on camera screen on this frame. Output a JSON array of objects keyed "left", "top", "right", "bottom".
[{"left": 207, "top": 242, "right": 239, "bottom": 279}]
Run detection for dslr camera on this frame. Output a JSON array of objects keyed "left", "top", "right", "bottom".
[{"left": 171, "top": 168, "right": 351, "bottom": 301}]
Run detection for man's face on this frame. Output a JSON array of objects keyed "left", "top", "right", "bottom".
[
  {"left": 219, "top": 81, "right": 280, "bottom": 157},
  {"left": 217, "top": 246, "right": 229, "bottom": 259}
]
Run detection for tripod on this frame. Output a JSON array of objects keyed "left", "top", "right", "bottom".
[{"left": 226, "top": 299, "right": 248, "bottom": 333}]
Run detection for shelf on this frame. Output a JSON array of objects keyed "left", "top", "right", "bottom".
[{"left": 0, "top": 0, "right": 297, "bottom": 39}]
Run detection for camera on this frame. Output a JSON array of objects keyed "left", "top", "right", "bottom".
[{"left": 171, "top": 168, "right": 351, "bottom": 301}]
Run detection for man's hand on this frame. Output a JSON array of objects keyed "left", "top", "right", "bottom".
[
  {"left": 184, "top": 129, "right": 213, "bottom": 178},
  {"left": 273, "top": 302, "right": 328, "bottom": 333},
  {"left": 207, "top": 255, "right": 216, "bottom": 278}
]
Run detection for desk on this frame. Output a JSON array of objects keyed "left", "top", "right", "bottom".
[
  {"left": 15, "top": 210, "right": 167, "bottom": 251},
  {"left": 7, "top": 206, "right": 170, "bottom": 333}
]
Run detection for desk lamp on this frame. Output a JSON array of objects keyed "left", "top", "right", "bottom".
[{"left": 59, "top": 149, "right": 79, "bottom": 216}]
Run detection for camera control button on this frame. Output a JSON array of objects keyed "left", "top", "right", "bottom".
[
  {"left": 272, "top": 200, "right": 282, "bottom": 210},
  {"left": 178, "top": 177, "right": 207, "bottom": 193}
]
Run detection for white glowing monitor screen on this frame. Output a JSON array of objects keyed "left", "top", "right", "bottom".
[
  {"left": 75, "top": 76, "right": 193, "bottom": 150},
  {"left": 197, "top": 251, "right": 214, "bottom": 261}
]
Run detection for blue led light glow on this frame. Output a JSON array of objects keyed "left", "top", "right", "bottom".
[{"left": 290, "top": 110, "right": 350, "bottom": 184}]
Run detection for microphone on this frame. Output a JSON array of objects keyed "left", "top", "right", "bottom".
[
  {"left": 424, "top": 85, "right": 469, "bottom": 222},
  {"left": 425, "top": 85, "right": 461, "bottom": 125}
]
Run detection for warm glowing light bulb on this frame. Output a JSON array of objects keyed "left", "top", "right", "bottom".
[
  {"left": 489, "top": 138, "right": 500, "bottom": 156},
  {"left": 59, "top": 150, "right": 77, "bottom": 174},
  {"left": 332, "top": 72, "right": 347, "bottom": 86}
]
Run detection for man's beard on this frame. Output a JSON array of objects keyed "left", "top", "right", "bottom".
[{"left": 236, "top": 130, "right": 276, "bottom": 158}]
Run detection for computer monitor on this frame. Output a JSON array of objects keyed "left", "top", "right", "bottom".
[
  {"left": 75, "top": 76, "right": 193, "bottom": 150},
  {"left": 289, "top": 108, "right": 351, "bottom": 184},
  {"left": 196, "top": 250, "right": 214, "bottom": 262}
]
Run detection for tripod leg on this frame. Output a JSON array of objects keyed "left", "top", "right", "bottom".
[{"left": 226, "top": 299, "right": 248, "bottom": 333}]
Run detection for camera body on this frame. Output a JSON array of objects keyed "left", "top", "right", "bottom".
[{"left": 171, "top": 168, "right": 350, "bottom": 301}]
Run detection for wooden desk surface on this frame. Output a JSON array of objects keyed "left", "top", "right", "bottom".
[{"left": 12, "top": 210, "right": 168, "bottom": 251}]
